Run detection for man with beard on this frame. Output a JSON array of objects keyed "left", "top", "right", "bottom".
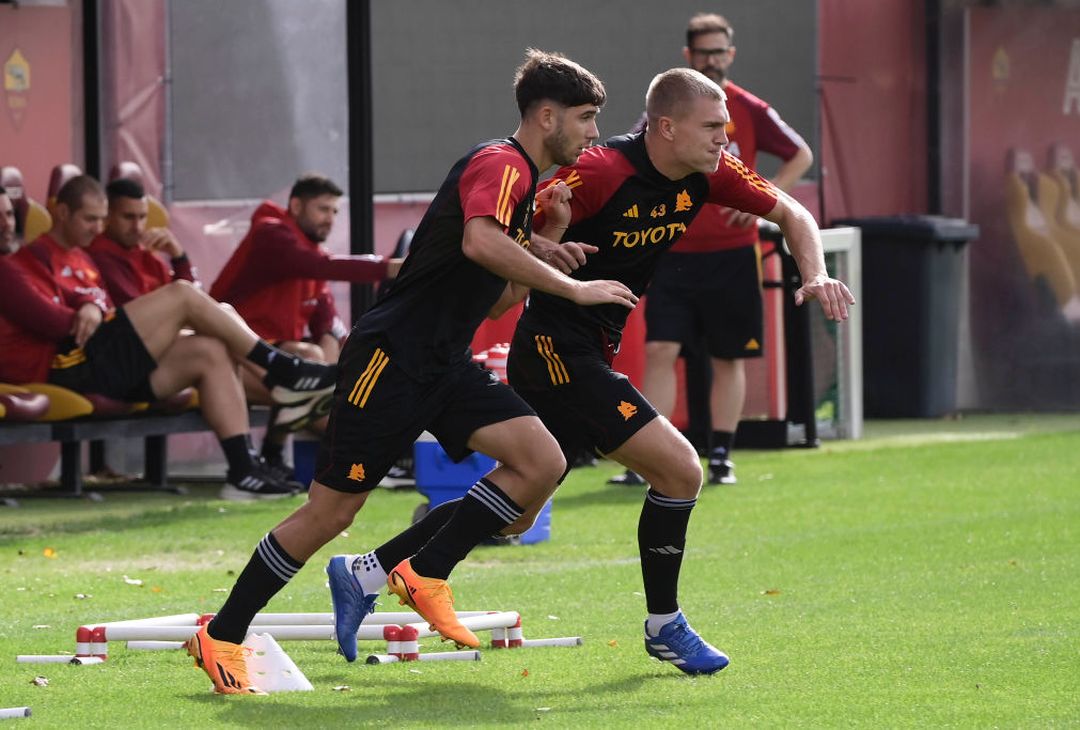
[
  {"left": 189, "top": 49, "right": 636, "bottom": 694},
  {"left": 212, "top": 174, "right": 404, "bottom": 468}
]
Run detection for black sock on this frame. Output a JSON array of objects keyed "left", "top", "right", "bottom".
[
  {"left": 261, "top": 436, "right": 285, "bottom": 462},
  {"left": 710, "top": 430, "right": 735, "bottom": 461},
  {"left": 220, "top": 434, "right": 255, "bottom": 478},
  {"left": 410, "top": 479, "right": 522, "bottom": 579},
  {"left": 374, "top": 498, "right": 460, "bottom": 572},
  {"left": 208, "top": 532, "right": 304, "bottom": 644},
  {"left": 246, "top": 341, "right": 302, "bottom": 381},
  {"left": 638, "top": 488, "right": 695, "bottom": 614}
]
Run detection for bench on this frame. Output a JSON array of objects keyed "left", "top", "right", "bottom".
[{"left": 0, "top": 407, "right": 269, "bottom": 502}]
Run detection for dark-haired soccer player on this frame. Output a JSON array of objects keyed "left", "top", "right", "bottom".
[
  {"left": 187, "top": 50, "right": 636, "bottom": 694},
  {"left": 88, "top": 177, "right": 199, "bottom": 306}
]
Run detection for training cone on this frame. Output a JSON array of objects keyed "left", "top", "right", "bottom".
[{"left": 243, "top": 633, "right": 313, "bottom": 693}]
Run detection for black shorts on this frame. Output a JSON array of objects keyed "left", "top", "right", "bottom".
[
  {"left": 645, "top": 246, "right": 764, "bottom": 359},
  {"left": 314, "top": 333, "right": 536, "bottom": 494},
  {"left": 507, "top": 327, "right": 658, "bottom": 460},
  {"left": 48, "top": 308, "right": 158, "bottom": 402}
]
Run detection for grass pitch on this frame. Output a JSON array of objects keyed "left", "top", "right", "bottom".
[{"left": 1, "top": 414, "right": 1078, "bottom": 728}]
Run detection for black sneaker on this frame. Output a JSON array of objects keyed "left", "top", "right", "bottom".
[
  {"left": 264, "top": 361, "right": 338, "bottom": 405},
  {"left": 707, "top": 458, "right": 736, "bottom": 485},
  {"left": 258, "top": 453, "right": 297, "bottom": 483},
  {"left": 607, "top": 469, "right": 648, "bottom": 487},
  {"left": 221, "top": 461, "right": 302, "bottom": 501}
]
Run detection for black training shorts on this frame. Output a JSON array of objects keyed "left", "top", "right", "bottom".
[
  {"left": 48, "top": 307, "right": 158, "bottom": 402},
  {"left": 644, "top": 246, "right": 764, "bottom": 359},
  {"left": 314, "top": 333, "right": 536, "bottom": 494},
  {"left": 507, "top": 327, "right": 658, "bottom": 461}
]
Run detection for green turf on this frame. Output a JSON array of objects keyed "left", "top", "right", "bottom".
[{"left": 1, "top": 416, "right": 1079, "bottom": 727}]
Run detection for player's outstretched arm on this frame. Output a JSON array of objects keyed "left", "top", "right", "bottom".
[
  {"left": 763, "top": 191, "right": 856, "bottom": 322},
  {"left": 463, "top": 216, "right": 637, "bottom": 309}
]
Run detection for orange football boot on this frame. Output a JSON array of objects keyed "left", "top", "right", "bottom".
[
  {"left": 185, "top": 624, "right": 267, "bottom": 695},
  {"left": 387, "top": 559, "right": 479, "bottom": 648}
]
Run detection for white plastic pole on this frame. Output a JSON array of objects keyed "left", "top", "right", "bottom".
[
  {"left": 520, "top": 637, "right": 583, "bottom": 648},
  {"left": 0, "top": 707, "right": 31, "bottom": 719},
  {"left": 126, "top": 641, "right": 185, "bottom": 651}
]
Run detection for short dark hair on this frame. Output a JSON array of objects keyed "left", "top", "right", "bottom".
[
  {"left": 513, "top": 49, "right": 606, "bottom": 116},
  {"left": 105, "top": 177, "right": 146, "bottom": 205},
  {"left": 686, "top": 13, "right": 734, "bottom": 47},
  {"left": 56, "top": 175, "right": 105, "bottom": 212},
  {"left": 289, "top": 173, "right": 343, "bottom": 201}
]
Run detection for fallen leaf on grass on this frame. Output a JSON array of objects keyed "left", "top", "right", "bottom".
[
  {"left": 151, "top": 586, "right": 162, "bottom": 593},
  {"left": 607, "top": 640, "right": 618, "bottom": 648},
  {"left": 521, "top": 669, "right": 529, "bottom": 677},
  {"left": 32, "top": 676, "right": 49, "bottom": 686},
  {"left": 332, "top": 685, "right": 350, "bottom": 692},
  {"left": 762, "top": 588, "right": 781, "bottom": 596},
  {"left": 43, "top": 548, "right": 57, "bottom": 559}
]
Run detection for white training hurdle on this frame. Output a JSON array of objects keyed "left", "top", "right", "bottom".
[{"left": 17, "top": 609, "right": 582, "bottom": 665}]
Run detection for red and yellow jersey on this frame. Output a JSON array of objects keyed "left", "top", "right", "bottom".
[
  {"left": 674, "top": 81, "right": 806, "bottom": 253},
  {"left": 0, "top": 247, "right": 88, "bottom": 383},
  {"left": 354, "top": 138, "right": 538, "bottom": 377},
  {"left": 521, "top": 132, "right": 777, "bottom": 347}
]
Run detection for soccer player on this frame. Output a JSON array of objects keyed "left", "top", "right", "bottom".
[
  {"left": 0, "top": 175, "right": 339, "bottom": 499},
  {"left": 509, "top": 68, "right": 852, "bottom": 674},
  {"left": 368, "top": 68, "right": 854, "bottom": 676},
  {"left": 187, "top": 49, "right": 636, "bottom": 694},
  {"left": 88, "top": 178, "right": 199, "bottom": 306},
  {"left": 611, "top": 13, "right": 814, "bottom": 487}
]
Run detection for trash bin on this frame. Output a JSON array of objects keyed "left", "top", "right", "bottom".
[{"left": 834, "top": 215, "right": 979, "bottom": 418}]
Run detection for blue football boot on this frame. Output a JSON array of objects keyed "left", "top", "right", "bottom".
[
  {"left": 644, "top": 612, "right": 730, "bottom": 675},
  {"left": 326, "top": 555, "right": 378, "bottom": 662}
]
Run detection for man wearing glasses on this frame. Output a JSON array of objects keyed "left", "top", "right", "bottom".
[{"left": 610, "top": 12, "right": 814, "bottom": 488}]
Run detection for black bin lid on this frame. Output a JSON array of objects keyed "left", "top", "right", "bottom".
[{"left": 832, "top": 215, "right": 979, "bottom": 242}]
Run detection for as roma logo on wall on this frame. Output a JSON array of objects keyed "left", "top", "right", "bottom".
[{"left": 3, "top": 48, "right": 30, "bottom": 130}]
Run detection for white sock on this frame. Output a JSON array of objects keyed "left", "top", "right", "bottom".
[
  {"left": 350, "top": 551, "right": 386, "bottom": 595},
  {"left": 645, "top": 610, "right": 681, "bottom": 637}
]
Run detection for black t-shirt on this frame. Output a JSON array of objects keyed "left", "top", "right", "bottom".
[{"left": 354, "top": 137, "right": 538, "bottom": 377}]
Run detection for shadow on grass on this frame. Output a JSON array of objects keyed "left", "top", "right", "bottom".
[{"left": 191, "top": 671, "right": 669, "bottom": 727}]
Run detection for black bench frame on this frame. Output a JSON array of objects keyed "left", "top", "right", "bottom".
[{"left": 0, "top": 408, "right": 269, "bottom": 501}]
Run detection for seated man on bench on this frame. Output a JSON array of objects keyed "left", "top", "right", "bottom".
[{"left": 0, "top": 177, "right": 336, "bottom": 500}]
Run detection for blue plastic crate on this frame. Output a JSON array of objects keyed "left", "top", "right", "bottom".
[
  {"left": 414, "top": 440, "right": 551, "bottom": 545},
  {"left": 414, "top": 440, "right": 495, "bottom": 492}
]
